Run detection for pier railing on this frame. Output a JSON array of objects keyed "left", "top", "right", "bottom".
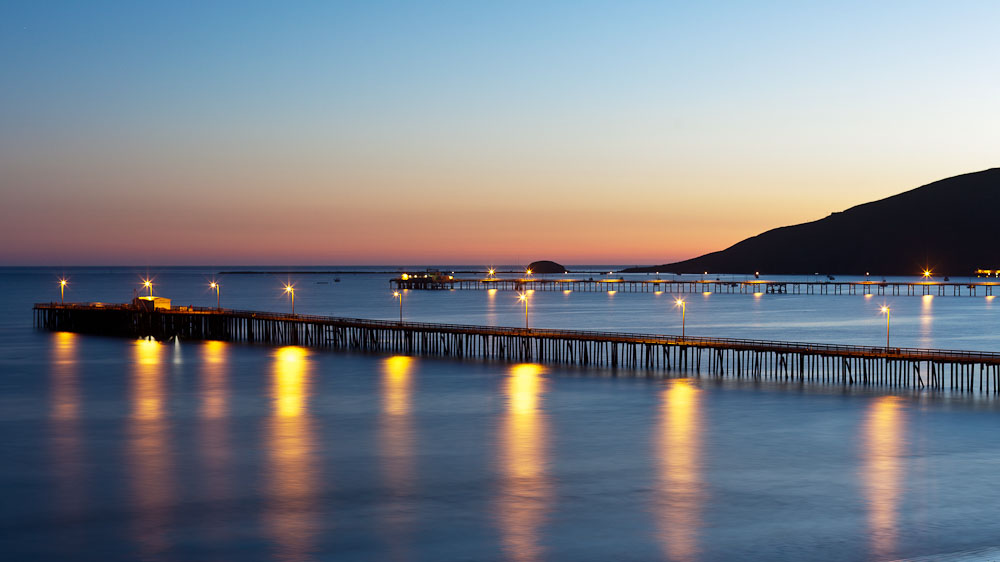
[
  {"left": 391, "top": 277, "right": 1000, "bottom": 297},
  {"left": 32, "top": 302, "right": 1000, "bottom": 364},
  {"left": 33, "top": 302, "right": 1000, "bottom": 392}
]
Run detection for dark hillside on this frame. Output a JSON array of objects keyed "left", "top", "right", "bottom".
[{"left": 625, "top": 168, "right": 1000, "bottom": 275}]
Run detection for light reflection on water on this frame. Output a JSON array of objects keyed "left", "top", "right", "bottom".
[
  {"left": 379, "top": 356, "right": 416, "bottom": 558},
  {"left": 199, "top": 340, "right": 230, "bottom": 533},
  {"left": 267, "top": 346, "right": 317, "bottom": 562},
  {"left": 863, "top": 396, "right": 906, "bottom": 560},
  {"left": 49, "top": 331, "right": 83, "bottom": 518},
  {"left": 919, "top": 295, "right": 934, "bottom": 349},
  {"left": 654, "top": 379, "right": 704, "bottom": 561},
  {"left": 200, "top": 340, "right": 229, "bottom": 419},
  {"left": 497, "top": 363, "right": 550, "bottom": 562},
  {"left": 129, "top": 338, "right": 173, "bottom": 558}
]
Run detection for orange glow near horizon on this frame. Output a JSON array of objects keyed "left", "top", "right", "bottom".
[{"left": 0, "top": 186, "right": 812, "bottom": 265}]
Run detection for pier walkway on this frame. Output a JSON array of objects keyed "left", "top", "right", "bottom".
[
  {"left": 33, "top": 303, "right": 1000, "bottom": 393},
  {"left": 391, "top": 277, "right": 1000, "bottom": 297}
]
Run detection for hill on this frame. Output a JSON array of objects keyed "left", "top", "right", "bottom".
[{"left": 624, "top": 168, "right": 1000, "bottom": 275}]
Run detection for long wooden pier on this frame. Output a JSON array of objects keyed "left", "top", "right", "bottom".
[
  {"left": 391, "top": 277, "right": 1000, "bottom": 297},
  {"left": 33, "top": 302, "right": 1000, "bottom": 393}
]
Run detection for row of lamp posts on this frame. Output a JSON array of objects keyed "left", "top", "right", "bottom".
[{"left": 53, "top": 276, "right": 896, "bottom": 351}]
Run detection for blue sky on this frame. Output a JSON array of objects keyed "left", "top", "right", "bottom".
[{"left": 2, "top": 1, "right": 998, "bottom": 264}]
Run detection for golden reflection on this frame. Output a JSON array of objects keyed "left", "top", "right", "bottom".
[
  {"left": 129, "top": 338, "right": 173, "bottom": 558},
  {"left": 267, "top": 346, "right": 316, "bottom": 562},
  {"left": 50, "top": 331, "right": 83, "bottom": 516},
  {"left": 654, "top": 379, "right": 704, "bottom": 561},
  {"left": 201, "top": 341, "right": 228, "bottom": 419},
  {"left": 497, "top": 363, "right": 550, "bottom": 562},
  {"left": 863, "top": 396, "right": 905, "bottom": 559},
  {"left": 380, "top": 356, "right": 416, "bottom": 557},
  {"left": 134, "top": 339, "right": 165, "bottom": 419},
  {"left": 51, "top": 332, "right": 80, "bottom": 420},
  {"left": 199, "top": 341, "right": 230, "bottom": 518},
  {"left": 383, "top": 355, "right": 413, "bottom": 417},
  {"left": 919, "top": 294, "right": 934, "bottom": 348},
  {"left": 486, "top": 287, "right": 499, "bottom": 326}
]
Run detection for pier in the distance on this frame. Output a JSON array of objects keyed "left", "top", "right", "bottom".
[{"left": 391, "top": 275, "right": 1000, "bottom": 297}]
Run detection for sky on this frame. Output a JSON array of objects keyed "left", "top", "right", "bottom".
[{"left": 1, "top": 1, "right": 998, "bottom": 266}]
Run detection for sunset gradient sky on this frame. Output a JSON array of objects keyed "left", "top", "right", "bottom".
[{"left": 2, "top": 1, "right": 998, "bottom": 266}]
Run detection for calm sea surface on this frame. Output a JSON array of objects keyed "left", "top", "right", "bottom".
[{"left": 2, "top": 266, "right": 1000, "bottom": 561}]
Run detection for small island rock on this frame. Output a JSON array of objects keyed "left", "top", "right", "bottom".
[{"left": 527, "top": 260, "right": 568, "bottom": 274}]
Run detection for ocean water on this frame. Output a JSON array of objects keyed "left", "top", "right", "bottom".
[{"left": 2, "top": 266, "right": 1000, "bottom": 561}]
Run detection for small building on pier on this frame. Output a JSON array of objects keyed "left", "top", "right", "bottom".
[{"left": 133, "top": 296, "right": 171, "bottom": 311}]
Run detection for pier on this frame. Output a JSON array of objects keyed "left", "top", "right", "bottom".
[
  {"left": 391, "top": 277, "right": 1000, "bottom": 297},
  {"left": 34, "top": 303, "right": 1000, "bottom": 393}
]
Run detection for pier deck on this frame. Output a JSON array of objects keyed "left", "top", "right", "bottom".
[
  {"left": 33, "top": 302, "right": 1000, "bottom": 393},
  {"left": 391, "top": 277, "right": 1000, "bottom": 297}
]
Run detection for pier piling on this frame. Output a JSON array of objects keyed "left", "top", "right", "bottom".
[{"left": 33, "top": 303, "right": 1000, "bottom": 393}]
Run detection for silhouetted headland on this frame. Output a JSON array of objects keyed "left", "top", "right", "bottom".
[{"left": 625, "top": 168, "right": 1000, "bottom": 275}]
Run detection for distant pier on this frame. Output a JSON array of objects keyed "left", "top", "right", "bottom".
[
  {"left": 391, "top": 276, "right": 1000, "bottom": 297},
  {"left": 34, "top": 303, "right": 1000, "bottom": 393}
]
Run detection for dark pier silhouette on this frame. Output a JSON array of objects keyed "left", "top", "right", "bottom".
[
  {"left": 34, "top": 303, "right": 1000, "bottom": 393},
  {"left": 392, "top": 277, "right": 999, "bottom": 296}
]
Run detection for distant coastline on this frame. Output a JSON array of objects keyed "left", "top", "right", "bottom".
[{"left": 219, "top": 268, "right": 615, "bottom": 275}]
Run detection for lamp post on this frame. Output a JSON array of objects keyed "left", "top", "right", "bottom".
[
  {"left": 923, "top": 269, "right": 932, "bottom": 281},
  {"left": 393, "top": 290, "right": 403, "bottom": 322},
  {"left": 518, "top": 292, "right": 530, "bottom": 329},
  {"left": 210, "top": 281, "right": 220, "bottom": 309},
  {"left": 675, "top": 298, "right": 686, "bottom": 339},
  {"left": 142, "top": 279, "right": 153, "bottom": 297},
  {"left": 284, "top": 284, "right": 295, "bottom": 315},
  {"left": 881, "top": 306, "right": 891, "bottom": 351},
  {"left": 488, "top": 268, "right": 496, "bottom": 279},
  {"left": 59, "top": 279, "right": 67, "bottom": 304}
]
